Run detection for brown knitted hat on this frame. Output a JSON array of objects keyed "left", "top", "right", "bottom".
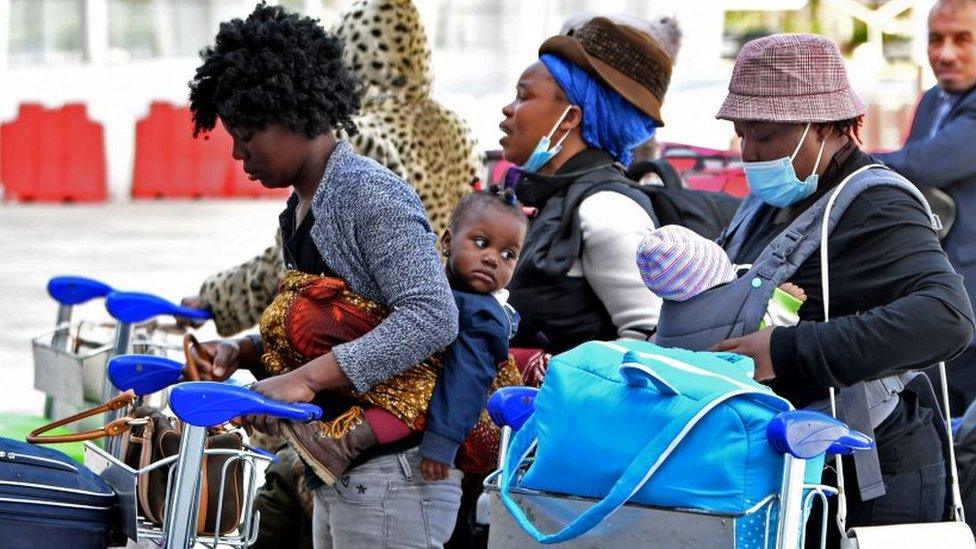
[{"left": 540, "top": 16, "right": 672, "bottom": 126}]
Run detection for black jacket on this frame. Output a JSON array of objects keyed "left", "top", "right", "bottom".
[
  {"left": 509, "top": 149, "right": 653, "bottom": 353},
  {"left": 732, "top": 143, "right": 975, "bottom": 408}
]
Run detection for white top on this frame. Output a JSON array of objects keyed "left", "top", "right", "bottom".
[{"left": 570, "top": 191, "right": 662, "bottom": 340}]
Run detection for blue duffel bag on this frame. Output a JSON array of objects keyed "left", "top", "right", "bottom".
[
  {"left": 500, "top": 339, "right": 823, "bottom": 544},
  {"left": 0, "top": 437, "right": 116, "bottom": 549}
]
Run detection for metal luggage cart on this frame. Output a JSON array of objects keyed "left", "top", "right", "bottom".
[
  {"left": 33, "top": 277, "right": 117, "bottom": 428},
  {"left": 32, "top": 277, "right": 209, "bottom": 451},
  {"left": 483, "top": 387, "right": 872, "bottom": 549},
  {"left": 84, "top": 433, "right": 270, "bottom": 548},
  {"left": 484, "top": 465, "right": 837, "bottom": 549},
  {"left": 85, "top": 381, "right": 322, "bottom": 549},
  {"left": 33, "top": 319, "right": 182, "bottom": 423}
]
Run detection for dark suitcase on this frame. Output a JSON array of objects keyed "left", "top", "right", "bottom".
[{"left": 0, "top": 437, "right": 116, "bottom": 549}]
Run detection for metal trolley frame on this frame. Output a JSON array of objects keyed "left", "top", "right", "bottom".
[{"left": 84, "top": 434, "right": 272, "bottom": 548}]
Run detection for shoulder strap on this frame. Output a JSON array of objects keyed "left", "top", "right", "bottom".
[
  {"left": 572, "top": 167, "right": 659, "bottom": 226},
  {"left": 718, "top": 194, "right": 765, "bottom": 255},
  {"left": 574, "top": 166, "right": 652, "bottom": 206},
  {"left": 27, "top": 390, "right": 137, "bottom": 443},
  {"left": 626, "top": 159, "right": 684, "bottom": 190},
  {"left": 498, "top": 356, "right": 774, "bottom": 543}
]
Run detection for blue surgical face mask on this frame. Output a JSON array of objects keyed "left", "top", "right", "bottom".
[
  {"left": 521, "top": 106, "right": 574, "bottom": 173},
  {"left": 741, "top": 123, "right": 827, "bottom": 208}
]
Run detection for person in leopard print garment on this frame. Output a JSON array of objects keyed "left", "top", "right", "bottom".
[{"left": 186, "top": 0, "right": 481, "bottom": 338}]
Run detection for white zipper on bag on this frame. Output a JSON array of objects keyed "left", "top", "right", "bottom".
[{"left": 0, "top": 450, "right": 77, "bottom": 473}]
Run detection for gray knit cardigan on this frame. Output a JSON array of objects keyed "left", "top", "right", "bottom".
[{"left": 308, "top": 140, "right": 458, "bottom": 392}]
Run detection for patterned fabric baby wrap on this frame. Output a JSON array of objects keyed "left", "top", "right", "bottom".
[{"left": 261, "top": 269, "right": 519, "bottom": 471}]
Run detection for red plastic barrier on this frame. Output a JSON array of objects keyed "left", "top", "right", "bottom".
[
  {"left": 658, "top": 142, "right": 748, "bottom": 198},
  {"left": 1, "top": 103, "right": 107, "bottom": 202},
  {"left": 132, "top": 102, "right": 289, "bottom": 199},
  {"left": 132, "top": 102, "right": 227, "bottom": 198},
  {"left": 684, "top": 167, "right": 748, "bottom": 198},
  {"left": 722, "top": 168, "right": 748, "bottom": 198},
  {"left": 661, "top": 142, "right": 738, "bottom": 174},
  {"left": 223, "top": 157, "right": 290, "bottom": 199},
  {"left": 684, "top": 174, "right": 727, "bottom": 193}
]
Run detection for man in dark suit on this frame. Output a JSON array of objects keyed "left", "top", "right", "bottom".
[{"left": 876, "top": 0, "right": 976, "bottom": 416}]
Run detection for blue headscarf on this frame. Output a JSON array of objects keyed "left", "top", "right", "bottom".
[{"left": 540, "top": 54, "right": 658, "bottom": 166}]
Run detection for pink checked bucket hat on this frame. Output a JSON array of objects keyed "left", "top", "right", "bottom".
[{"left": 717, "top": 34, "right": 866, "bottom": 123}]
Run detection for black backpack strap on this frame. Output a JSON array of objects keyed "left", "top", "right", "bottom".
[
  {"left": 520, "top": 165, "right": 658, "bottom": 279},
  {"left": 625, "top": 159, "right": 684, "bottom": 190}
]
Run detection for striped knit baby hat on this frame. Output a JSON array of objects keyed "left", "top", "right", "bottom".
[{"left": 637, "top": 225, "right": 735, "bottom": 301}]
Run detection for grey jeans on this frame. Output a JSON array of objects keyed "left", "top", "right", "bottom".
[{"left": 312, "top": 447, "right": 462, "bottom": 549}]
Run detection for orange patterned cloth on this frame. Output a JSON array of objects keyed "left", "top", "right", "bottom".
[
  {"left": 260, "top": 270, "right": 441, "bottom": 429},
  {"left": 260, "top": 270, "right": 521, "bottom": 471}
]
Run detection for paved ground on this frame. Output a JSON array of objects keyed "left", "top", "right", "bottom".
[{"left": 0, "top": 199, "right": 284, "bottom": 415}]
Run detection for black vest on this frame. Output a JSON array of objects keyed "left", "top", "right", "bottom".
[{"left": 509, "top": 162, "right": 655, "bottom": 354}]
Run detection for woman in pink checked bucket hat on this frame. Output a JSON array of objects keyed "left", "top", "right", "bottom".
[{"left": 652, "top": 33, "right": 974, "bottom": 547}]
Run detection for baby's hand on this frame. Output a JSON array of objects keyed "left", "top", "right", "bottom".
[
  {"left": 778, "top": 282, "right": 807, "bottom": 302},
  {"left": 421, "top": 457, "right": 451, "bottom": 481}
]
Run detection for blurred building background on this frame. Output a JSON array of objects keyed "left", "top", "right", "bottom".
[{"left": 0, "top": 0, "right": 939, "bottom": 200}]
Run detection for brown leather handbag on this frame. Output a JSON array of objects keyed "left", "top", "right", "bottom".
[
  {"left": 117, "top": 405, "right": 244, "bottom": 535},
  {"left": 28, "top": 337, "right": 246, "bottom": 536}
]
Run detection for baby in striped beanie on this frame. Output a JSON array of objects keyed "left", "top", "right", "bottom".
[{"left": 637, "top": 225, "right": 805, "bottom": 328}]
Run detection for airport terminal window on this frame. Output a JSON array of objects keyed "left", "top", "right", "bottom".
[
  {"left": 106, "top": 0, "right": 217, "bottom": 61},
  {"left": 108, "top": 0, "right": 158, "bottom": 60},
  {"left": 434, "top": 0, "right": 502, "bottom": 51},
  {"left": 8, "top": 0, "right": 85, "bottom": 66},
  {"left": 167, "top": 0, "right": 211, "bottom": 57}
]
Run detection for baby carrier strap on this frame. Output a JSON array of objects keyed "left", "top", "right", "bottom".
[
  {"left": 729, "top": 164, "right": 940, "bottom": 289},
  {"left": 801, "top": 164, "right": 940, "bottom": 502},
  {"left": 572, "top": 165, "right": 659, "bottom": 226},
  {"left": 659, "top": 165, "right": 934, "bottom": 351}
]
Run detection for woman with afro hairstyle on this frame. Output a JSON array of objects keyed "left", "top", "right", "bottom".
[{"left": 186, "top": 4, "right": 462, "bottom": 547}]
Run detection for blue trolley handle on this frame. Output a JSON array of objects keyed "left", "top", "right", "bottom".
[
  {"left": 100, "top": 292, "right": 209, "bottom": 460},
  {"left": 46, "top": 276, "right": 115, "bottom": 351},
  {"left": 105, "top": 291, "right": 211, "bottom": 324},
  {"left": 164, "top": 382, "right": 322, "bottom": 547},
  {"left": 169, "top": 381, "right": 322, "bottom": 428},
  {"left": 47, "top": 275, "right": 114, "bottom": 306},
  {"left": 258, "top": 399, "right": 323, "bottom": 423}
]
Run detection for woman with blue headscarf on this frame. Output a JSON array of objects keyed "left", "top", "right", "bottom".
[{"left": 501, "top": 17, "right": 673, "bottom": 354}]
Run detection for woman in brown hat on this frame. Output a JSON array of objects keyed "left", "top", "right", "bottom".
[
  {"left": 656, "top": 34, "right": 974, "bottom": 543},
  {"left": 502, "top": 17, "right": 672, "bottom": 355}
]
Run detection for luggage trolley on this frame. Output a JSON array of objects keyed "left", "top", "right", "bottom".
[
  {"left": 484, "top": 387, "right": 874, "bottom": 549},
  {"left": 32, "top": 276, "right": 209, "bottom": 438},
  {"left": 33, "top": 276, "right": 116, "bottom": 427},
  {"left": 83, "top": 358, "right": 320, "bottom": 548}
]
